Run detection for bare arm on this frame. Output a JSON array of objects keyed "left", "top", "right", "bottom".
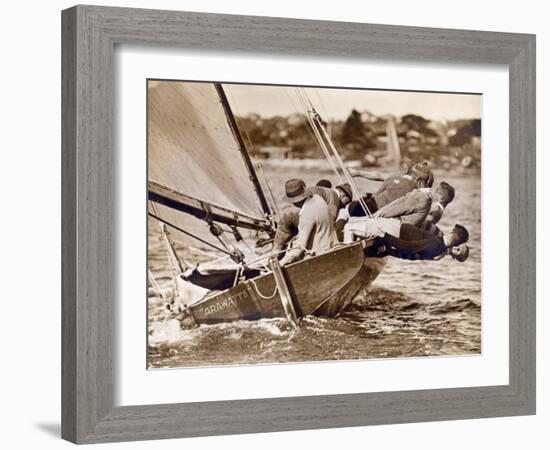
[
  {"left": 280, "top": 210, "right": 314, "bottom": 265},
  {"left": 348, "top": 168, "right": 387, "bottom": 182},
  {"left": 334, "top": 206, "right": 351, "bottom": 241},
  {"left": 272, "top": 228, "right": 293, "bottom": 254},
  {"left": 425, "top": 203, "right": 444, "bottom": 226},
  {"left": 272, "top": 207, "right": 298, "bottom": 254}
]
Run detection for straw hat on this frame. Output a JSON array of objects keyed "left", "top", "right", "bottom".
[{"left": 282, "top": 179, "right": 311, "bottom": 203}]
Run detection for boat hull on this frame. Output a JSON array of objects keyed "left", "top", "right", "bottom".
[
  {"left": 184, "top": 241, "right": 384, "bottom": 326},
  {"left": 314, "top": 256, "right": 386, "bottom": 317}
]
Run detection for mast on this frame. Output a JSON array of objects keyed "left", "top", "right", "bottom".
[{"left": 215, "top": 83, "right": 272, "bottom": 218}]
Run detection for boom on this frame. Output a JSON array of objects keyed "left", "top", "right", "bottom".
[{"left": 148, "top": 181, "right": 273, "bottom": 233}]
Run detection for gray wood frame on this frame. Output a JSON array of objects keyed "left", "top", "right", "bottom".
[{"left": 62, "top": 5, "right": 536, "bottom": 444}]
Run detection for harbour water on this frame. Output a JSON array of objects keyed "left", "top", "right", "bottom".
[{"left": 147, "top": 170, "right": 481, "bottom": 369}]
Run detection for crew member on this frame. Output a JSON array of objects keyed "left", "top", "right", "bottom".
[
  {"left": 419, "top": 181, "right": 455, "bottom": 236},
  {"left": 343, "top": 216, "right": 469, "bottom": 261},
  {"left": 310, "top": 182, "right": 352, "bottom": 222},
  {"left": 373, "top": 181, "right": 455, "bottom": 227},
  {"left": 347, "top": 160, "right": 434, "bottom": 216},
  {"left": 315, "top": 179, "right": 333, "bottom": 188},
  {"left": 273, "top": 182, "right": 351, "bottom": 253},
  {"left": 278, "top": 179, "right": 338, "bottom": 266}
]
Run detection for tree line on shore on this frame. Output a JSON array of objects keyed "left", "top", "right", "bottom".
[{"left": 237, "top": 110, "right": 481, "bottom": 171}]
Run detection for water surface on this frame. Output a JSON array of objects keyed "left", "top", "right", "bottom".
[{"left": 147, "top": 171, "right": 481, "bottom": 368}]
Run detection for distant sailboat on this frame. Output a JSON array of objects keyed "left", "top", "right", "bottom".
[
  {"left": 147, "top": 81, "right": 385, "bottom": 327},
  {"left": 385, "top": 116, "right": 402, "bottom": 170}
]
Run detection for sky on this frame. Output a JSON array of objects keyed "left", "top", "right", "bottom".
[{"left": 224, "top": 83, "right": 481, "bottom": 122}]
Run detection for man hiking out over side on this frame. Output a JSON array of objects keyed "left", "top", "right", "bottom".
[
  {"left": 343, "top": 216, "right": 469, "bottom": 262},
  {"left": 334, "top": 161, "right": 433, "bottom": 237},
  {"left": 347, "top": 160, "right": 434, "bottom": 216},
  {"left": 373, "top": 180, "right": 455, "bottom": 227},
  {"left": 419, "top": 181, "right": 455, "bottom": 236}
]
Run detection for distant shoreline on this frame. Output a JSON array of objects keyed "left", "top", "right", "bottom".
[{"left": 256, "top": 157, "right": 481, "bottom": 177}]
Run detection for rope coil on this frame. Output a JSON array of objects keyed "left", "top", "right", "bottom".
[{"left": 248, "top": 278, "right": 279, "bottom": 300}]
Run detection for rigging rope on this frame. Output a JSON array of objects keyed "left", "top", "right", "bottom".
[
  {"left": 196, "top": 253, "right": 233, "bottom": 268},
  {"left": 148, "top": 269, "right": 165, "bottom": 299},
  {"left": 249, "top": 278, "right": 279, "bottom": 300},
  {"left": 296, "top": 87, "right": 372, "bottom": 218},
  {"left": 308, "top": 112, "right": 342, "bottom": 179},
  {"left": 283, "top": 89, "right": 341, "bottom": 179},
  {"left": 209, "top": 223, "right": 233, "bottom": 253},
  {"left": 313, "top": 89, "right": 332, "bottom": 129},
  {"left": 149, "top": 212, "right": 236, "bottom": 257},
  {"left": 295, "top": 89, "right": 342, "bottom": 180},
  {"left": 311, "top": 111, "right": 372, "bottom": 217},
  {"left": 256, "top": 162, "right": 280, "bottom": 218}
]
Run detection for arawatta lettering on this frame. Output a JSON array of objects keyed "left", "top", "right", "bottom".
[{"left": 201, "top": 292, "right": 247, "bottom": 316}]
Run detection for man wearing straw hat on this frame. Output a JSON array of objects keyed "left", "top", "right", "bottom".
[
  {"left": 278, "top": 179, "right": 338, "bottom": 266},
  {"left": 273, "top": 181, "right": 351, "bottom": 255}
]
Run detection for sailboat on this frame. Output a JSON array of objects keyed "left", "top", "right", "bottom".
[
  {"left": 386, "top": 115, "right": 402, "bottom": 170},
  {"left": 147, "top": 81, "right": 385, "bottom": 328}
]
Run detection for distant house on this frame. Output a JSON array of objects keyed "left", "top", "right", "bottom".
[
  {"left": 406, "top": 130, "right": 422, "bottom": 141},
  {"left": 257, "top": 146, "right": 292, "bottom": 160}
]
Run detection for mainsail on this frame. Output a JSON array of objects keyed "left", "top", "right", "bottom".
[
  {"left": 148, "top": 80, "right": 271, "bottom": 221},
  {"left": 148, "top": 81, "right": 273, "bottom": 264}
]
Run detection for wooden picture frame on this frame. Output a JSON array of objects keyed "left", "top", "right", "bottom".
[{"left": 61, "top": 5, "right": 536, "bottom": 443}]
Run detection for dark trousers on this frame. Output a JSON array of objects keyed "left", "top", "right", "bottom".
[{"left": 348, "top": 194, "right": 378, "bottom": 217}]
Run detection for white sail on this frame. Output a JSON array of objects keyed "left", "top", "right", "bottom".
[
  {"left": 148, "top": 81, "right": 267, "bottom": 221},
  {"left": 386, "top": 116, "right": 401, "bottom": 169},
  {"left": 148, "top": 81, "right": 271, "bottom": 265}
]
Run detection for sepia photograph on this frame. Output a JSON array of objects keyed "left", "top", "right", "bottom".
[{"left": 147, "top": 80, "right": 481, "bottom": 369}]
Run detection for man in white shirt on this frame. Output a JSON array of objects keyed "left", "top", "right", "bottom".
[
  {"left": 343, "top": 217, "right": 469, "bottom": 262},
  {"left": 309, "top": 182, "right": 352, "bottom": 222},
  {"left": 279, "top": 179, "right": 338, "bottom": 266}
]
